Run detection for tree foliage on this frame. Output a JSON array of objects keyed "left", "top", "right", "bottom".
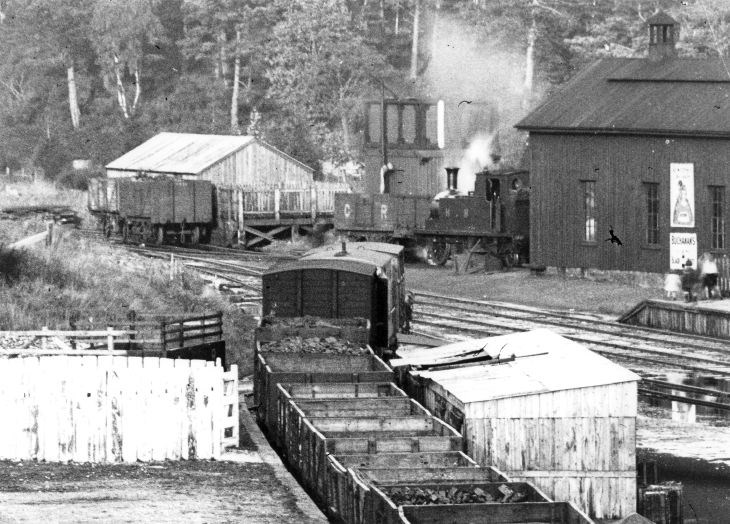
[{"left": 0, "top": 0, "right": 728, "bottom": 180}]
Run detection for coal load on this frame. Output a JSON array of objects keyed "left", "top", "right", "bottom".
[
  {"left": 255, "top": 316, "right": 370, "bottom": 346},
  {"left": 383, "top": 485, "right": 527, "bottom": 506},
  {"left": 260, "top": 336, "right": 369, "bottom": 355}
]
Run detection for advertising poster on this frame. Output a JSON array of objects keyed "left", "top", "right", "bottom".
[
  {"left": 669, "top": 232, "right": 697, "bottom": 270},
  {"left": 670, "top": 163, "right": 695, "bottom": 228}
]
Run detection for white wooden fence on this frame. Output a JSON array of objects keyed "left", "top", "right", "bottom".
[{"left": 0, "top": 356, "right": 239, "bottom": 463}]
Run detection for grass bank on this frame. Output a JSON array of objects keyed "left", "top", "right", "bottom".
[
  {"left": 1, "top": 180, "right": 255, "bottom": 373},
  {"left": 0, "top": 236, "right": 255, "bottom": 373}
]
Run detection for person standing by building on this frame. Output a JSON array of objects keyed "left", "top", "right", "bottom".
[
  {"left": 681, "top": 259, "right": 698, "bottom": 302},
  {"left": 699, "top": 252, "right": 720, "bottom": 299}
]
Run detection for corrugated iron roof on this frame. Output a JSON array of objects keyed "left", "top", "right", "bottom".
[
  {"left": 400, "top": 329, "right": 639, "bottom": 403},
  {"left": 515, "top": 58, "right": 730, "bottom": 136},
  {"left": 106, "top": 132, "right": 313, "bottom": 175}
]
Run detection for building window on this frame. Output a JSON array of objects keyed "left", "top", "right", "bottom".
[
  {"left": 710, "top": 185, "right": 725, "bottom": 249},
  {"left": 645, "top": 183, "right": 660, "bottom": 245},
  {"left": 582, "top": 180, "right": 596, "bottom": 242}
]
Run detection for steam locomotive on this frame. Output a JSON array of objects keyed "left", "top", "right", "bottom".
[{"left": 334, "top": 97, "right": 530, "bottom": 267}]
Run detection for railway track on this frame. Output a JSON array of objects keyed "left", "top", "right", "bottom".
[{"left": 79, "top": 230, "right": 729, "bottom": 410}]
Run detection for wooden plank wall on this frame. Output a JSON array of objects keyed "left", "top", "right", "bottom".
[
  {"left": 462, "top": 382, "right": 637, "bottom": 520},
  {"left": 0, "top": 356, "right": 235, "bottom": 463},
  {"left": 529, "top": 133, "right": 730, "bottom": 272},
  {"left": 202, "top": 142, "right": 314, "bottom": 189},
  {"left": 630, "top": 300, "right": 730, "bottom": 339}
]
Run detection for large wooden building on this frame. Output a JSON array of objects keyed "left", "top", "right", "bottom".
[{"left": 516, "top": 13, "right": 730, "bottom": 273}]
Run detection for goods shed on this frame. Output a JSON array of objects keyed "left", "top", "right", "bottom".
[
  {"left": 394, "top": 329, "right": 639, "bottom": 521},
  {"left": 106, "top": 132, "right": 314, "bottom": 188},
  {"left": 515, "top": 13, "right": 730, "bottom": 275},
  {"left": 105, "top": 133, "right": 348, "bottom": 246}
]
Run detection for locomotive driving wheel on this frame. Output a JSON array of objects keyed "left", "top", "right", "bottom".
[
  {"left": 427, "top": 241, "right": 451, "bottom": 266},
  {"left": 154, "top": 225, "right": 165, "bottom": 245}
]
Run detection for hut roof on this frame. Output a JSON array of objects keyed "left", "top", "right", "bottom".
[
  {"left": 397, "top": 329, "right": 639, "bottom": 403},
  {"left": 106, "top": 132, "right": 313, "bottom": 175},
  {"left": 515, "top": 58, "right": 730, "bottom": 137}
]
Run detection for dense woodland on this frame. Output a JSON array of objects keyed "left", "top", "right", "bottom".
[{"left": 0, "top": 0, "right": 728, "bottom": 184}]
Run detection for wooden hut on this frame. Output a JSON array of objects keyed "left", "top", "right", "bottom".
[
  {"left": 515, "top": 13, "right": 730, "bottom": 274},
  {"left": 395, "top": 329, "right": 639, "bottom": 520}
]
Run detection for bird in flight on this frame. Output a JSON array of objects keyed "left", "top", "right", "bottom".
[{"left": 605, "top": 226, "right": 623, "bottom": 246}]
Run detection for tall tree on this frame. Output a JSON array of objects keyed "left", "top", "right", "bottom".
[
  {"left": 181, "top": 0, "right": 274, "bottom": 133},
  {"left": 91, "top": 0, "right": 163, "bottom": 119},
  {"left": 266, "top": 0, "right": 389, "bottom": 158}
]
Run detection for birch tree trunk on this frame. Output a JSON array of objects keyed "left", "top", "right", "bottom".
[
  {"left": 340, "top": 110, "right": 351, "bottom": 155},
  {"left": 230, "top": 29, "right": 241, "bottom": 134},
  {"left": 394, "top": 0, "right": 399, "bottom": 35},
  {"left": 522, "top": 12, "right": 537, "bottom": 109},
  {"left": 131, "top": 64, "right": 141, "bottom": 115},
  {"left": 113, "top": 54, "right": 130, "bottom": 119},
  {"left": 410, "top": 0, "right": 420, "bottom": 79},
  {"left": 66, "top": 65, "right": 81, "bottom": 129},
  {"left": 219, "top": 30, "right": 229, "bottom": 87}
]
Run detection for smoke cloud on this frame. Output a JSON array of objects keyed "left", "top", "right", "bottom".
[{"left": 424, "top": 13, "right": 534, "bottom": 191}]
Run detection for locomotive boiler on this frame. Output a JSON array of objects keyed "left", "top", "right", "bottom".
[{"left": 334, "top": 97, "right": 530, "bottom": 267}]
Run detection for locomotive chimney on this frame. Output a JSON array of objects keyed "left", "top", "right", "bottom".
[
  {"left": 445, "top": 167, "right": 459, "bottom": 192},
  {"left": 334, "top": 240, "right": 348, "bottom": 257}
]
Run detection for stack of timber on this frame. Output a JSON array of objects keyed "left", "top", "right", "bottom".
[
  {"left": 392, "top": 329, "right": 639, "bottom": 521},
  {"left": 619, "top": 298, "right": 730, "bottom": 339},
  {"left": 253, "top": 317, "right": 594, "bottom": 524}
]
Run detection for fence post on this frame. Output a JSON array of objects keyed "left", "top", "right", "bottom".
[
  {"left": 311, "top": 186, "right": 317, "bottom": 220},
  {"left": 160, "top": 319, "right": 168, "bottom": 358},
  {"left": 41, "top": 326, "right": 48, "bottom": 350},
  {"left": 107, "top": 326, "right": 114, "bottom": 352},
  {"left": 274, "top": 188, "right": 281, "bottom": 222},
  {"left": 237, "top": 187, "right": 245, "bottom": 245},
  {"left": 169, "top": 253, "right": 175, "bottom": 281}
]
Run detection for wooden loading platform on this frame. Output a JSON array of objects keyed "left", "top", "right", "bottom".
[{"left": 619, "top": 299, "right": 730, "bottom": 339}]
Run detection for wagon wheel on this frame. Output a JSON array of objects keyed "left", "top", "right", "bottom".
[
  {"left": 103, "top": 218, "right": 113, "bottom": 239},
  {"left": 191, "top": 226, "right": 201, "bottom": 245},
  {"left": 154, "top": 225, "right": 165, "bottom": 245},
  {"left": 179, "top": 221, "right": 187, "bottom": 244},
  {"left": 142, "top": 221, "right": 153, "bottom": 243},
  {"left": 427, "top": 241, "right": 451, "bottom": 266},
  {"left": 200, "top": 226, "right": 211, "bottom": 244}
]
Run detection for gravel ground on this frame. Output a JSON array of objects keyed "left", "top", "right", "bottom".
[
  {"left": 0, "top": 460, "right": 318, "bottom": 524},
  {"left": 405, "top": 264, "right": 663, "bottom": 316}
]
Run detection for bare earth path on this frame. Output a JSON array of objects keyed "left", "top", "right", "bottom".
[{"left": 0, "top": 459, "right": 319, "bottom": 524}]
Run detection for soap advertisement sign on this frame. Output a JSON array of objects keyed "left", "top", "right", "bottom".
[
  {"left": 670, "top": 163, "right": 694, "bottom": 228},
  {"left": 670, "top": 232, "right": 697, "bottom": 270}
]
